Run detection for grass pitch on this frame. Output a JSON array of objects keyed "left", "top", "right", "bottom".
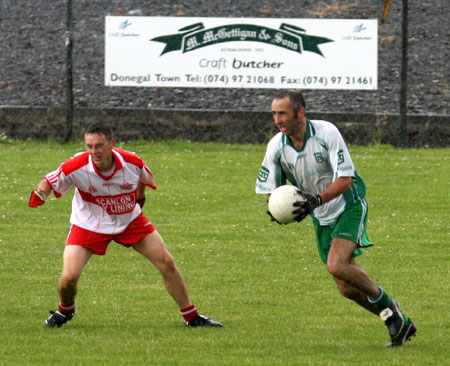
[{"left": 0, "top": 140, "right": 448, "bottom": 365}]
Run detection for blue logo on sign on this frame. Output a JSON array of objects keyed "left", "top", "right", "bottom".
[
  {"left": 353, "top": 24, "right": 366, "bottom": 33},
  {"left": 119, "top": 20, "right": 132, "bottom": 30}
]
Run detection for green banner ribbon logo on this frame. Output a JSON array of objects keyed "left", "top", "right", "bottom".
[{"left": 151, "top": 22, "right": 333, "bottom": 57}]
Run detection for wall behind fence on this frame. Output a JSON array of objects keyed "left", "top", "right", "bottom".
[{"left": 1, "top": 106, "right": 448, "bottom": 147}]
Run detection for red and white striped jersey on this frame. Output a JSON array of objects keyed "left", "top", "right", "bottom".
[{"left": 45, "top": 148, "right": 156, "bottom": 234}]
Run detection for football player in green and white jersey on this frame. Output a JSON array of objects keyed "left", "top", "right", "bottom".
[{"left": 256, "top": 90, "right": 416, "bottom": 347}]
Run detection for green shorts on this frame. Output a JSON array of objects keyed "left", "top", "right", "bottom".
[{"left": 312, "top": 199, "right": 373, "bottom": 264}]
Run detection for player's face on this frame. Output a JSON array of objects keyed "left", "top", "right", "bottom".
[
  {"left": 84, "top": 133, "right": 116, "bottom": 172},
  {"left": 271, "top": 97, "right": 304, "bottom": 137}
]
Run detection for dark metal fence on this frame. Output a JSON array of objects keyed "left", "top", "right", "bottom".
[{"left": 1, "top": 106, "right": 448, "bottom": 147}]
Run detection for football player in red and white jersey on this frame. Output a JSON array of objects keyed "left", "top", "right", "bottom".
[{"left": 30, "top": 122, "right": 222, "bottom": 328}]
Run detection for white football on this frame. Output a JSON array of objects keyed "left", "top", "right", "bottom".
[{"left": 268, "top": 185, "right": 305, "bottom": 224}]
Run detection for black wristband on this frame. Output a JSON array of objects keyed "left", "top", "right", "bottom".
[
  {"left": 137, "top": 196, "right": 146, "bottom": 208},
  {"left": 315, "top": 194, "right": 323, "bottom": 206}
]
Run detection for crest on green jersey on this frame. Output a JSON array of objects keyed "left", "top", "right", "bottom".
[
  {"left": 258, "top": 166, "right": 269, "bottom": 182},
  {"left": 314, "top": 152, "right": 324, "bottom": 163},
  {"left": 338, "top": 149, "right": 345, "bottom": 164}
]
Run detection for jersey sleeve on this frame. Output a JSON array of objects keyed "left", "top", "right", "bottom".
[
  {"left": 43, "top": 152, "right": 89, "bottom": 197},
  {"left": 44, "top": 165, "right": 75, "bottom": 197},
  {"left": 326, "top": 124, "right": 355, "bottom": 179},
  {"left": 139, "top": 162, "right": 156, "bottom": 190},
  {"left": 255, "top": 134, "right": 286, "bottom": 194},
  {"left": 114, "top": 148, "right": 157, "bottom": 190}
]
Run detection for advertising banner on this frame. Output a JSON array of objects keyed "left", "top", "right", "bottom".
[{"left": 105, "top": 17, "right": 377, "bottom": 89}]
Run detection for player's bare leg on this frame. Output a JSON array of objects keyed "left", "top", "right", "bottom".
[
  {"left": 333, "top": 276, "right": 379, "bottom": 315},
  {"left": 58, "top": 245, "right": 93, "bottom": 304},
  {"left": 44, "top": 245, "right": 93, "bottom": 327},
  {"left": 133, "top": 230, "right": 191, "bottom": 308},
  {"left": 327, "top": 237, "right": 415, "bottom": 345},
  {"left": 327, "top": 238, "right": 380, "bottom": 298},
  {"left": 133, "top": 230, "right": 223, "bottom": 327}
]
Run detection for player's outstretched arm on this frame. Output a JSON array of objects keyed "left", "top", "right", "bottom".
[
  {"left": 29, "top": 180, "right": 52, "bottom": 208},
  {"left": 137, "top": 182, "right": 146, "bottom": 208},
  {"left": 292, "top": 177, "right": 351, "bottom": 222},
  {"left": 317, "top": 176, "right": 352, "bottom": 204}
]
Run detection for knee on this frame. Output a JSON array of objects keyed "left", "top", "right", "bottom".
[
  {"left": 157, "top": 252, "right": 177, "bottom": 274},
  {"left": 327, "top": 257, "right": 344, "bottom": 279},
  {"left": 59, "top": 272, "right": 79, "bottom": 290}
]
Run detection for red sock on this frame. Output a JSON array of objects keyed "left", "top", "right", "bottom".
[
  {"left": 180, "top": 304, "right": 199, "bottom": 322},
  {"left": 59, "top": 301, "right": 75, "bottom": 315}
]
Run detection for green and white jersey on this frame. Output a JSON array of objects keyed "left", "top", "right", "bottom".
[{"left": 256, "top": 119, "right": 366, "bottom": 226}]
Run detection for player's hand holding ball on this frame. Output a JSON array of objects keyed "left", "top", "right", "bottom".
[
  {"left": 29, "top": 190, "right": 47, "bottom": 207},
  {"left": 293, "top": 193, "right": 323, "bottom": 222},
  {"left": 268, "top": 185, "right": 306, "bottom": 224},
  {"left": 267, "top": 185, "right": 323, "bottom": 224},
  {"left": 266, "top": 210, "right": 283, "bottom": 225}
]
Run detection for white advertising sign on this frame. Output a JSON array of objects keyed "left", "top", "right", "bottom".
[{"left": 105, "top": 17, "right": 377, "bottom": 90}]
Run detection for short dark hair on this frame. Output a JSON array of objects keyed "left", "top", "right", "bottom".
[
  {"left": 274, "top": 90, "right": 306, "bottom": 115},
  {"left": 84, "top": 122, "right": 114, "bottom": 141}
]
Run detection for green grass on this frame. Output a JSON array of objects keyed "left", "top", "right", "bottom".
[{"left": 0, "top": 140, "right": 449, "bottom": 365}]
